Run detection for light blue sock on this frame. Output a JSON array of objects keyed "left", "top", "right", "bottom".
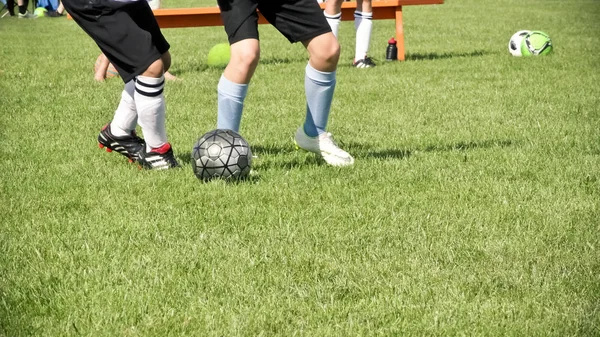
[
  {"left": 217, "top": 75, "right": 248, "bottom": 132},
  {"left": 304, "top": 63, "right": 336, "bottom": 137}
]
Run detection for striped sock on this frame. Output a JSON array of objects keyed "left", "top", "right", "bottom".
[
  {"left": 134, "top": 75, "right": 168, "bottom": 151},
  {"left": 324, "top": 12, "right": 341, "bottom": 38},
  {"left": 354, "top": 11, "right": 373, "bottom": 61}
]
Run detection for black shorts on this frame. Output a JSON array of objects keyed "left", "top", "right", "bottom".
[
  {"left": 61, "top": 0, "right": 170, "bottom": 83},
  {"left": 217, "top": 0, "right": 331, "bottom": 44}
]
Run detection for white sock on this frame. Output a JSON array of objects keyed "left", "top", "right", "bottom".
[
  {"left": 110, "top": 80, "right": 137, "bottom": 137},
  {"left": 134, "top": 75, "right": 167, "bottom": 151},
  {"left": 324, "top": 12, "right": 341, "bottom": 38},
  {"left": 354, "top": 11, "right": 373, "bottom": 61}
]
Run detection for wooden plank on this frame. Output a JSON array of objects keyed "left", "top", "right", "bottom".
[{"left": 152, "top": 0, "right": 443, "bottom": 28}]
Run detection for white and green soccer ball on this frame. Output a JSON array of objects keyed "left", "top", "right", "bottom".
[
  {"left": 520, "top": 31, "right": 553, "bottom": 56},
  {"left": 508, "top": 30, "right": 531, "bottom": 57}
]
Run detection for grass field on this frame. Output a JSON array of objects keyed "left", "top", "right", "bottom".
[{"left": 1, "top": 0, "right": 599, "bottom": 335}]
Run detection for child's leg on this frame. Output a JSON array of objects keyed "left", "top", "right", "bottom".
[
  {"left": 324, "top": 0, "right": 343, "bottom": 38},
  {"left": 354, "top": 0, "right": 373, "bottom": 61},
  {"left": 297, "top": 32, "right": 353, "bottom": 166},
  {"left": 135, "top": 56, "right": 168, "bottom": 151},
  {"left": 301, "top": 33, "right": 339, "bottom": 136},
  {"left": 7, "top": 0, "right": 15, "bottom": 16},
  {"left": 94, "top": 53, "right": 110, "bottom": 82},
  {"left": 216, "top": 39, "right": 259, "bottom": 132},
  {"left": 17, "top": 0, "right": 30, "bottom": 15}
]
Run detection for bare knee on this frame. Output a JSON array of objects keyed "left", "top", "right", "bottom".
[
  {"left": 231, "top": 44, "right": 260, "bottom": 73},
  {"left": 320, "top": 40, "right": 341, "bottom": 65},
  {"left": 306, "top": 34, "right": 340, "bottom": 72},
  {"left": 225, "top": 39, "right": 260, "bottom": 84}
]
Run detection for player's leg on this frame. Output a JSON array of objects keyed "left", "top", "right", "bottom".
[
  {"left": 260, "top": 0, "right": 353, "bottom": 166},
  {"left": 302, "top": 32, "right": 338, "bottom": 136},
  {"left": 94, "top": 53, "right": 110, "bottom": 82},
  {"left": 16, "top": 0, "right": 35, "bottom": 18},
  {"left": 106, "top": 3, "right": 178, "bottom": 169},
  {"left": 297, "top": 32, "right": 353, "bottom": 166},
  {"left": 62, "top": 0, "right": 145, "bottom": 162},
  {"left": 324, "top": 0, "right": 343, "bottom": 38},
  {"left": 353, "top": 0, "right": 375, "bottom": 67},
  {"left": 133, "top": 43, "right": 178, "bottom": 170},
  {"left": 63, "top": 0, "right": 177, "bottom": 168},
  {"left": 105, "top": 19, "right": 172, "bottom": 141},
  {"left": 216, "top": 0, "right": 260, "bottom": 132},
  {"left": 7, "top": 0, "right": 15, "bottom": 16},
  {"left": 110, "top": 51, "right": 170, "bottom": 143}
]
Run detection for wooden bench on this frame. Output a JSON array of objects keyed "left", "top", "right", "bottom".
[{"left": 152, "top": 0, "right": 444, "bottom": 61}]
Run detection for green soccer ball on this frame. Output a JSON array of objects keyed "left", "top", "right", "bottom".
[
  {"left": 520, "top": 31, "right": 553, "bottom": 56},
  {"left": 34, "top": 7, "right": 47, "bottom": 17},
  {"left": 206, "top": 43, "right": 231, "bottom": 67}
]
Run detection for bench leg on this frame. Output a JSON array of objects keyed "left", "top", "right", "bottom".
[{"left": 395, "top": 6, "right": 405, "bottom": 61}]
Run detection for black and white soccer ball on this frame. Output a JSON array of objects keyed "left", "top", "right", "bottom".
[
  {"left": 191, "top": 129, "right": 252, "bottom": 181},
  {"left": 508, "top": 30, "right": 531, "bottom": 57}
]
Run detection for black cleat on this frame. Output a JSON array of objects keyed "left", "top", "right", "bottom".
[
  {"left": 97, "top": 123, "right": 145, "bottom": 163},
  {"left": 137, "top": 143, "right": 179, "bottom": 170},
  {"left": 352, "top": 56, "right": 376, "bottom": 68},
  {"left": 44, "top": 10, "right": 64, "bottom": 17}
]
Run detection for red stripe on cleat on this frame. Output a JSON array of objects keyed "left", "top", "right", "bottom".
[
  {"left": 99, "top": 143, "right": 104, "bottom": 149},
  {"left": 128, "top": 158, "right": 134, "bottom": 163},
  {"left": 106, "top": 148, "right": 113, "bottom": 153}
]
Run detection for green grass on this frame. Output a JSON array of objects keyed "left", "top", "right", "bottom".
[{"left": 1, "top": 0, "right": 599, "bottom": 335}]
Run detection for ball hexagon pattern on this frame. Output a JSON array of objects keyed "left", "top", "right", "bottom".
[{"left": 191, "top": 129, "right": 252, "bottom": 181}]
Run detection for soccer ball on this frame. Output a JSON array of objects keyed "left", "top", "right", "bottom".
[
  {"left": 508, "top": 30, "right": 531, "bottom": 57},
  {"left": 191, "top": 129, "right": 252, "bottom": 181},
  {"left": 521, "top": 31, "right": 553, "bottom": 56}
]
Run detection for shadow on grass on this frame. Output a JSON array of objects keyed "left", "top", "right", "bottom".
[
  {"left": 178, "top": 138, "right": 514, "bottom": 174},
  {"left": 173, "top": 63, "right": 210, "bottom": 75},
  {"left": 176, "top": 152, "right": 192, "bottom": 166},
  {"left": 172, "top": 50, "right": 488, "bottom": 75},
  {"left": 405, "top": 50, "right": 488, "bottom": 61},
  {"left": 421, "top": 139, "right": 514, "bottom": 152},
  {"left": 344, "top": 142, "right": 412, "bottom": 160},
  {"left": 259, "top": 56, "right": 308, "bottom": 65},
  {"left": 251, "top": 144, "right": 325, "bottom": 170},
  {"left": 175, "top": 56, "right": 308, "bottom": 75},
  {"left": 179, "top": 151, "right": 263, "bottom": 184}
]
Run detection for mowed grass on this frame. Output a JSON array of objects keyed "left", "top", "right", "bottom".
[{"left": 1, "top": 0, "right": 599, "bottom": 335}]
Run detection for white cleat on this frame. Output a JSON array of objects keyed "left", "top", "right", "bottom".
[{"left": 294, "top": 127, "right": 354, "bottom": 167}]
